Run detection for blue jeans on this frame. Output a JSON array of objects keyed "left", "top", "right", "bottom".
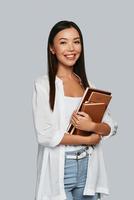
[{"left": 64, "top": 148, "right": 99, "bottom": 200}]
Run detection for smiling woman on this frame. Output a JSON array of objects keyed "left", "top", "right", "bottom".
[
  {"left": 49, "top": 27, "right": 82, "bottom": 68},
  {"left": 32, "top": 20, "right": 118, "bottom": 200},
  {"left": 50, "top": 27, "right": 81, "bottom": 77}
]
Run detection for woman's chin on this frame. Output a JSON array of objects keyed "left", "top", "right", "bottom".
[{"left": 62, "top": 60, "right": 77, "bottom": 67}]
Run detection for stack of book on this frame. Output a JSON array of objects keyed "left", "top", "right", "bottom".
[{"left": 67, "top": 87, "right": 112, "bottom": 136}]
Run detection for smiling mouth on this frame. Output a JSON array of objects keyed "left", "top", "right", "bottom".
[{"left": 65, "top": 54, "right": 76, "bottom": 59}]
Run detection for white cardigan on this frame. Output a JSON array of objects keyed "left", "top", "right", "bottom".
[{"left": 32, "top": 74, "right": 118, "bottom": 200}]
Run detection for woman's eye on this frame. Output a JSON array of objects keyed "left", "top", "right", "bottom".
[
  {"left": 60, "top": 41, "right": 66, "bottom": 44},
  {"left": 74, "top": 41, "right": 80, "bottom": 44}
]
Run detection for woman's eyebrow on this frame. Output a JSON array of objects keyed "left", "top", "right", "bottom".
[
  {"left": 59, "top": 37, "right": 80, "bottom": 40},
  {"left": 73, "top": 37, "right": 80, "bottom": 40},
  {"left": 59, "top": 38, "right": 68, "bottom": 40}
]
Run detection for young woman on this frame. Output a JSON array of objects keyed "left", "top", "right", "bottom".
[{"left": 32, "top": 20, "right": 118, "bottom": 200}]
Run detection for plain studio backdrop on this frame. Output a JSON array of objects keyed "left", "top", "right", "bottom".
[{"left": 0, "top": 0, "right": 133, "bottom": 199}]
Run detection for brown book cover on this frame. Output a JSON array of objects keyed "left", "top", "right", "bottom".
[{"left": 67, "top": 87, "right": 112, "bottom": 136}]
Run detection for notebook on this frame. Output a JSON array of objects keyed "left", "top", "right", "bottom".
[{"left": 67, "top": 87, "right": 112, "bottom": 136}]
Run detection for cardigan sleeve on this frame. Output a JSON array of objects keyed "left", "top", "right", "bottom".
[
  {"left": 32, "top": 79, "right": 64, "bottom": 148},
  {"left": 101, "top": 108, "right": 118, "bottom": 140}
]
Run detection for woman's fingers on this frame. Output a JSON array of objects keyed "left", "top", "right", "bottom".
[
  {"left": 71, "top": 119, "right": 77, "bottom": 127},
  {"left": 72, "top": 115, "right": 80, "bottom": 122},
  {"left": 77, "top": 111, "right": 89, "bottom": 117},
  {"left": 71, "top": 117, "right": 79, "bottom": 125},
  {"left": 72, "top": 111, "right": 80, "bottom": 120}
]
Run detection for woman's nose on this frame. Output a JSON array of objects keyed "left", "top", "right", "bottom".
[{"left": 67, "top": 43, "right": 74, "bottom": 51}]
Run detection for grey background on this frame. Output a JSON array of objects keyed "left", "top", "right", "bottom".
[{"left": 0, "top": 0, "right": 133, "bottom": 199}]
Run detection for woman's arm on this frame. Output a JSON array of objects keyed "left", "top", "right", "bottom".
[
  {"left": 71, "top": 111, "right": 111, "bottom": 137},
  {"left": 59, "top": 133, "right": 101, "bottom": 145},
  {"left": 89, "top": 122, "right": 111, "bottom": 136}
]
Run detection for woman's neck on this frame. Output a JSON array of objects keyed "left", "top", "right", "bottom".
[{"left": 56, "top": 67, "right": 74, "bottom": 80}]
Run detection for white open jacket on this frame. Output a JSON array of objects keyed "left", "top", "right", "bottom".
[{"left": 32, "top": 74, "right": 118, "bottom": 200}]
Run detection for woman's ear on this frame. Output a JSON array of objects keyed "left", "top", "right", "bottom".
[{"left": 49, "top": 45, "right": 55, "bottom": 54}]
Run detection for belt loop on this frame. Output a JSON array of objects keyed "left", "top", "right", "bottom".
[{"left": 76, "top": 151, "right": 80, "bottom": 160}]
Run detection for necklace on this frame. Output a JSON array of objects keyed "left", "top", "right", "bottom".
[
  {"left": 57, "top": 72, "right": 84, "bottom": 88},
  {"left": 73, "top": 72, "right": 83, "bottom": 86}
]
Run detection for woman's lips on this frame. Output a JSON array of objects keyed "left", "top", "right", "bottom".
[{"left": 64, "top": 54, "right": 76, "bottom": 59}]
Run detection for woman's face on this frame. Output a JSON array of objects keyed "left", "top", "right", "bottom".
[{"left": 50, "top": 27, "right": 82, "bottom": 68}]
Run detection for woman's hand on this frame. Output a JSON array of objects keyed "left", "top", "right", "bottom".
[
  {"left": 70, "top": 110, "right": 96, "bottom": 132},
  {"left": 88, "top": 133, "right": 102, "bottom": 145}
]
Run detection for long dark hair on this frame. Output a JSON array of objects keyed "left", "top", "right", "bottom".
[{"left": 47, "top": 20, "right": 90, "bottom": 111}]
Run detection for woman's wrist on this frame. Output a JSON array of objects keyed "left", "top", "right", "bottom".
[{"left": 87, "top": 121, "right": 98, "bottom": 132}]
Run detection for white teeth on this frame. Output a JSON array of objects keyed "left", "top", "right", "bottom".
[{"left": 66, "top": 55, "right": 75, "bottom": 58}]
